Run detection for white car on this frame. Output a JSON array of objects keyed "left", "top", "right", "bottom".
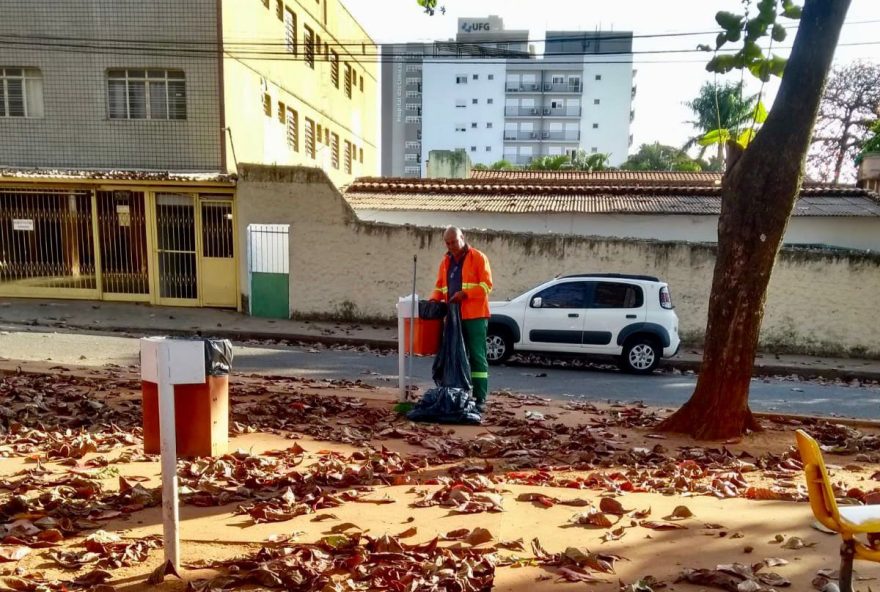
[{"left": 487, "top": 274, "right": 680, "bottom": 374}]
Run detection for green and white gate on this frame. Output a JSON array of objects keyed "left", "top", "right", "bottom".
[{"left": 246, "top": 224, "right": 289, "bottom": 318}]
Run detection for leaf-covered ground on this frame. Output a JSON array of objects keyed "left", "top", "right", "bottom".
[{"left": 1, "top": 364, "right": 880, "bottom": 591}]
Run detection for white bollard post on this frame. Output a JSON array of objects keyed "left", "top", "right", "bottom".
[
  {"left": 156, "top": 343, "right": 180, "bottom": 571},
  {"left": 140, "top": 337, "right": 207, "bottom": 572}
]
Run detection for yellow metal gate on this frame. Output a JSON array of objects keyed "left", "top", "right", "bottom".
[
  {"left": 0, "top": 185, "right": 237, "bottom": 308},
  {"left": 0, "top": 188, "right": 98, "bottom": 297}
]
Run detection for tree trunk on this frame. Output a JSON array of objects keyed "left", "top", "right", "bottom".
[{"left": 658, "top": 0, "right": 851, "bottom": 440}]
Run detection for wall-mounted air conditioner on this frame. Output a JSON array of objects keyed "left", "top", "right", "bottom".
[
  {"left": 543, "top": 108, "right": 551, "bottom": 115},
  {"left": 542, "top": 132, "right": 550, "bottom": 139},
  {"left": 544, "top": 84, "right": 552, "bottom": 91},
  {"left": 530, "top": 108, "right": 538, "bottom": 115},
  {"left": 530, "top": 132, "right": 538, "bottom": 139}
]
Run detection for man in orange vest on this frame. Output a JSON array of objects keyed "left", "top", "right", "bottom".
[{"left": 430, "top": 226, "right": 493, "bottom": 411}]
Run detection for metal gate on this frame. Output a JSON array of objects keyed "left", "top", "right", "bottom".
[
  {"left": 96, "top": 190, "right": 150, "bottom": 298},
  {"left": 154, "top": 193, "right": 198, "bottom": 304},
  {"left": 199, "top": 198, "right": 237, "bottom": 307},
  {"left": 0, "top": 188, "right": 97, "bottom": 296}
]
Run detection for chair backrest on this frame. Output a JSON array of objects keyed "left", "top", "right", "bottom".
[{"left": 795, "top": 429, "right": 842, "bottom": 532}]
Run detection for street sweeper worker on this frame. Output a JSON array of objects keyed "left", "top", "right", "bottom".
[{"left": 429, "top": 226, "right": 493, "bottom": 411}]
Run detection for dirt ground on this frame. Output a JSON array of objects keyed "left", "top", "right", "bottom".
[{"left": 2, "top": 362, "right": 880, "bottom": 591}]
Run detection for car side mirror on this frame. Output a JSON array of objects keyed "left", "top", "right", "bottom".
[{"left": 531, "top": 296, "right": 543, "bottom": 308}]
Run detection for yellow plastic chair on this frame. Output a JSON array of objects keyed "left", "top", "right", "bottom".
[{"left": 796, "top": 429, "right": 880, "bottom": 592}]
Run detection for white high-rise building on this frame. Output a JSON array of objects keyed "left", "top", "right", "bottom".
[{"left": 382, "top": 17, "right": 635, "bottom": 177}]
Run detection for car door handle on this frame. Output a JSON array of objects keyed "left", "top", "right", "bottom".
[
  {"left": 568, "top": 313, "right": 579, "bottom": 318},
  {"left": 626, "top": 314, "right": 637, "bottom": 319}
]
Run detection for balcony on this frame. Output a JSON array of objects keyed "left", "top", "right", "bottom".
[
  {"left": 505, "top": 83, "right": 542, "bottom": 93},
  {"left": 503, "top": 130, "right": 580, "bottom": 141},
  {"left": 504, "top": 106, "right": 582, "bottom": 117},
  {"left": 542, "top": 82, "right": 582, "bottom": 93}
]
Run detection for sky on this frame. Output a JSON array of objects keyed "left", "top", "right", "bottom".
[{"left": 342, "top": 0, "right": 880, "bottom": 156}]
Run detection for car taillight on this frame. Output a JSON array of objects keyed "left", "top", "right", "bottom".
[{"left": 659, "top": 286, "right": 674, "bottom": 309}]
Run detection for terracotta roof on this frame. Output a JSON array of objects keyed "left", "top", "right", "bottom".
[
  {"left": 344, "top": 176, "right": 880, "bottom": 217},
  {"left": 0, "top": 168, "right": 235, "bottom": 183},
  {"left": 470, "top": 170, "right": 724, "bottom": 184}
]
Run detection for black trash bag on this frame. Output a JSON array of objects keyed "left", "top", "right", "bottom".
[
  {"left": 407, "top": 304, "right": 481, "bottom": 425},
  {"left": 418, "top": 299, "right": 448, "bottom": 320},
  {"left": 164, "top": 337, "right": 234, "bottom": 376}
]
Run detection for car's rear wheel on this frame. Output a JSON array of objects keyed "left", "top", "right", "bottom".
[
  {"left": 486, "top": 327, "right": 513, "bottom": 365},
  {"left": 620, "top": 337, "right": 660, "bottom": 374}
]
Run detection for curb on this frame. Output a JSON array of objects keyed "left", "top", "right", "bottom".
[{"left": 660, "top": 358, "right": 880, "bottom": 383}]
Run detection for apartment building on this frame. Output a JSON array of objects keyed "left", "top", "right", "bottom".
[
  {"left": 0, "top": 0, "right": 377, "bottom": 311},
  {"left": 0, "top": 0, "right": 378, "bottom": 186},
  {"left": 382, "top": 17, "right": 635, "bottom": 177}
]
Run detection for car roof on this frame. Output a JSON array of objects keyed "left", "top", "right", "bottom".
[{"left": 558, "top": 273, "right": 662, "bottom": 283}]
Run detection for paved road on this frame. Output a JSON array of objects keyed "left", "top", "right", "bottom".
[{"left": 1, "top": 326, "right": 878, "bottom": 420}]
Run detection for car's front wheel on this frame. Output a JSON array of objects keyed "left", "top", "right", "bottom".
[
  {"left": 486, "top": 328, "right": 513, "bottom": 365},
  {"left": 620, "top": 337, "right": 661, "bottom": 374}
]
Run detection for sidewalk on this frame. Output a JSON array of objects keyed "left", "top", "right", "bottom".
[{"left": 2, "top": 297, "right": 879, "bottom": 382}]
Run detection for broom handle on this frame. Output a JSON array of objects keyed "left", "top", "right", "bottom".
[{"left": 407, "top": 255, "right": 417, "bottom": 399}]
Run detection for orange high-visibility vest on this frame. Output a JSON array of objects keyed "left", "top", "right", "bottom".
[{"left": 430, "top": 246, "right": 493, "bottom": 320}]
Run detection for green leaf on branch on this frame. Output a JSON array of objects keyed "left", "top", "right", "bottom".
[
  {"left": 699, "top": 128, "right": 732, "bottom": 147},
  {"left": 706, "top": 54, "right": 738, "bottom": 74},
  {"left": 752, "top": 101, "right": 769, "bottom": 124},
  {"left": 771, "top": 23, "right": 787, "bottom": 42},
  {"left": 748, "top": 59, "right": 773, "bottom": 82},
  {"left": 737, "top": 128, "right": 757, "bottom": 148},
  {"left": 782, "top": 2, "right": 803, "bottom": 19},
  {"left": 726, "top": 28, "right": 742, "bottom": 43},
  {"left": 769, "top": 54, "right": 787, "bottom": 77},
  {"left": 715, "top": 11, "right": 744, "bottom": 32},
  {"left": 745, "top": 18, "right": 769, "bottom": 42},
  {"left": 716, "top": 32, "right": 727, "bottom": 50},
  {"left": 742, "top": 40, "right": 764, "bottom": 62}
]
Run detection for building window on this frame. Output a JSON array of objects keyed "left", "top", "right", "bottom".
[
  {"left": 325, "top": 127, "right": 330, "bottom": 145},
  {"left": 470, "top": 146, "right": 476, "bottom": 152},
  {"left": 455, "top": 99, "right": 466, "bottom": 108},
  {"left": 455, "top": 75, "right": 467, "bottom": 84},
  {"left": 275, "top": 0, "right": 283, "bottom": 19},
  {"left": 488, "top": 74, "right": 494, "bottom": 80},
  {"left": 304, "top": 25, "right": 315, "bottom": 68},
  {"left": 277, "top": 101, "right": 285, "bottom": 122},
  {"left": 595, "top": 74, "right": 602, "bottom": 81},
  {"left": 594, "top": 98, "right": 600, "bottom": 105},
  {"left": 472, "top": 74, "right": 479, "bottom": 80},
  {"left": 283, "top": 8, "right": 297, "bottom": 55},
  {"left": 108, "top": 69, "right": 185, "bottom": 120},
  {"left": 305, "top": 117, "right": 316, "bottom": 158},
  {"left": 359, "top": 147, "right": 363, "bottom": 163},
  {"left": 405, "top": 90, "right": 419, "bottom": 98},
  {"left": 591, "top": 147, "right": 598, "bottom": 153},
  {"left": 344, "top": 140, "right": 353, "bottom": 173},
  {"left": 406, "top": 103, "right": 420, "bottom": 112},
  {"left": 405, "top": 141, "right": 420, "bottom": 150},
  {"left": 406, "top": 65, "right": 421, "bottom": 73},
  {"left": 592, "top": 123, "right": 599, "bottom": 129},
  {"left": 487, "top": 98, "right": 493, "bottom": 104},
  {"left": 551, "top": 75, "right": 565, "bottom": 84},
  {"left": 317, "top": 122, "right": 322, "bottom": 140},
  {"left": 261, "top": 92, "right": 271, "bottom": 116},
  {"left": 404, "top": 153, "right": 418, "bottom": 162},
  {"left": 286, "top": 107, "right": 299, "bottom": 151},
  {"left": 455, "top": 124, "right": 466, "bottom": 132},
  {"left": 331, "top": 132, "right": 340, "bottom": 169},
  {"left": 404, "top": 166, "right": 420, "bottom": 175},
  {"left": 485, "top": 146, "right": 491, "bottom": 152},
  {"left": 472, "top": 98, "right": 478, "bottom": 104},
  {"left": 486, "top": 122, "right": 493, "bottom": 128},
  {"left": 0, "top": 68, "right": 43, "bottom": 118},
  {"left": 471, "top": 122, "right": 477, "bottom": 128},
  {"left": 330, "top": 51, "right": 340, "bottom": 87},
  {"left": 360, "top": 77, "right": 364, "bottom": 92},
  {"left": 344, "top": 64, "right": 352, "bottom": 98},
  {"left": 405, "top": 115, "right": 421, "bottom": 123}
]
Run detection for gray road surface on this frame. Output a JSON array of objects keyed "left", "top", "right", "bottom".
[{"left": 1, "top": 326, "right": 878, "bottom": 420}]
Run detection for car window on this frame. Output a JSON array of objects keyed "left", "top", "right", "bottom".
[
  {"left": 592, "top": 282, "right": 643, "bottom": 309},
  {"left": 533, "top": 282, "right": 587, "bottom": 308}
]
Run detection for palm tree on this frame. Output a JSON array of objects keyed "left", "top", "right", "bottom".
[
  {"left": 683, "top": 81, "right": 759, "bottom": 161},
  {"left": 571, "top": 151, "right": 612, "bottom": 171},
  {"left": 527, "top": 155, "right": 571, "bottom": 170}
]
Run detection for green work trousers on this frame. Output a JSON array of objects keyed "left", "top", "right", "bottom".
[{"left": 461, "top": 318, "right": 489, "bottom": 405}]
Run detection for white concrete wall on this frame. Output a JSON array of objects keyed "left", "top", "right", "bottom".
[
  {"left": 421, "top": 61, "right": 506, "bottom": 172},
  {"left": 352, "top": 210, "right": 880, "bottom": 252},
  {"left": 580, "top": 55, "right": 633, "bottom": 165},
  {"left": 237, "top": 165, "right": 880, "bottom": 357}
]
